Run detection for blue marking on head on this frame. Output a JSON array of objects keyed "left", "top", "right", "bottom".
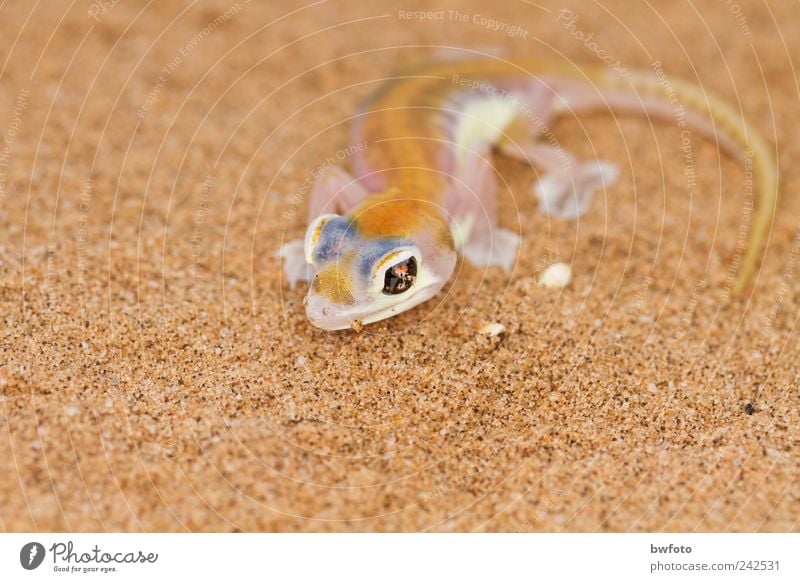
[
  {"left": 312, "top": 216, "right": 356, "bottom": 263},
  {"left": 356, "top": 238, "right": 412, "bottom": 278}
]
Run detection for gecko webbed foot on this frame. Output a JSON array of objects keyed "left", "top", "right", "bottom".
[
  {"left": 461, "top": 227, "right": 520, "bottom": 272},
  {"left": 535, "top": 160, "right": 619, "bottom": 220},
  {"left": 499, "top": 136, "right": 619, "bottom": 220},
  {"left": 278, "top": 239, "right": 314, "bottom": 288}
]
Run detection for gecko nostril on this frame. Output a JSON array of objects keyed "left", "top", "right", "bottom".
[{"left": 304, "top": 297, "right": 330, "bottom": 323}]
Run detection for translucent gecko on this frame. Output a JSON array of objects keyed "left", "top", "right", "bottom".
[{"left": 279, "top": 56, "right": 778, "bottom": 331}]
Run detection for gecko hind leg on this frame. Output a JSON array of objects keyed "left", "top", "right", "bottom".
[
  {"left": 447, "top": 145, "right": 520, "bottom": 272},
  {"left": 498, "top": 114, "right": 619, "bottom": 220},
  {"left": 279, "top": 166, "right": 369, "bottom": 287}
]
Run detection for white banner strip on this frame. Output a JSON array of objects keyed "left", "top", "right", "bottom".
[{"left": 1, "top": 533, "right": 797, "bottom": 581}]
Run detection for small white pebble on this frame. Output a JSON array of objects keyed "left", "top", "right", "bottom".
[
  {"left": 479, "top": 322, "right": 506, "bottom": 337},
  {"left": 65, "top": 405, "right": 81, "bottom": 416},
  {"left": 539, "top": 262, "right": 572, "bottom": 289},
  {"left": 294, "top": 355, "right": 307, "bottom": 368},
  {"left": 647, "top": 382, "right": 657, "bottom": 393}
]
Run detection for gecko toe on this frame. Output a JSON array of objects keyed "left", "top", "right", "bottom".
[{"left": 535, "top": 161, "right": 619, "bottom": 220}]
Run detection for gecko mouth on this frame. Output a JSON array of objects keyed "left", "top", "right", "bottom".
[{"left": 306, "top": 274, "right": 441, "bottom": 331}]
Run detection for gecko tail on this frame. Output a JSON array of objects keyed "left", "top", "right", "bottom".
[
  {"left": 558, "top": 69, "right": 779, "bottom": 296},
  {"left": 637, "top": 72, "right": 778, "bottom": 297}
]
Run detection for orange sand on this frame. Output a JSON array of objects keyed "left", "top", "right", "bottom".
[{"left": 0, "top": 0, "right": 798, "bottom": 531}]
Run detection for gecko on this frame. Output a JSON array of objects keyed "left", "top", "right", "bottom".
[{"left": 279, "top": 55, "right": 778, "bottom": 331}]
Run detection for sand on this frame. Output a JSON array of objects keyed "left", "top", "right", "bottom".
[{"left": 0, "top": 0, "right": 798, "bottom": 532}]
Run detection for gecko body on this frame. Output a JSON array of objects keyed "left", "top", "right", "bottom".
[{"left": 280, "top": 56, "right": 778, "bottom": 331}]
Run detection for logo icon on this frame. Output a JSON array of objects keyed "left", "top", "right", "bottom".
[{"left": 20, "top": 542, "right": 46, "bottom": 570}]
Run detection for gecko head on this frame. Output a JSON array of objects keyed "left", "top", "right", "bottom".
[{"left": 302, "top": 202, "right": 456, "bottom": 331}]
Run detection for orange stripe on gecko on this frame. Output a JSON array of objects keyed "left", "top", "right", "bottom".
[{"left": 350, "top": 193, "right": 454, "bottom": 250}]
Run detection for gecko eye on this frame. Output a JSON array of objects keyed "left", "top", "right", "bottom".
[{"left": 382, "top": 257, "right": 417, "bottom": 295}]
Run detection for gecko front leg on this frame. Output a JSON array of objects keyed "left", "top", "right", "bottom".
[
  {"left": 279, "top": 166, "right": 369, "bottom": 288},
  {"left": 446, "top": 144, "right": 520, "bottom": 272}
]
